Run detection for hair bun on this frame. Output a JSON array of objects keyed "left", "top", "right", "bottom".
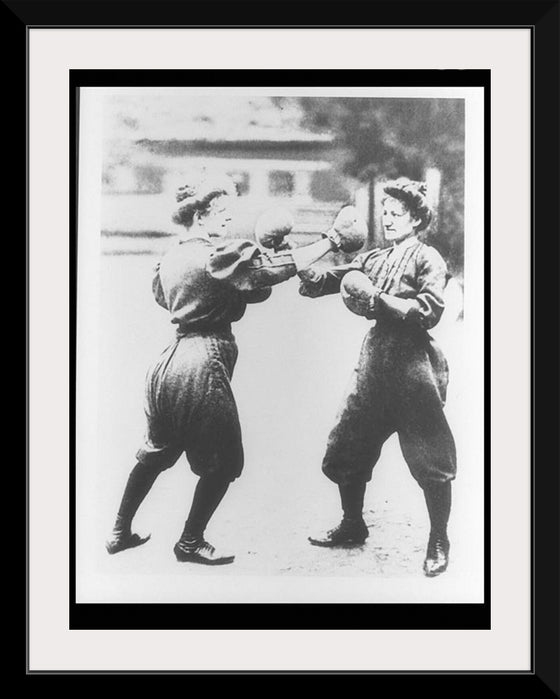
[
  {"left": 172, "top": 174, "right": 237, "bottom": 227},
  {"left": 174, "top": 174, "right": 236, "bottom": 204}
]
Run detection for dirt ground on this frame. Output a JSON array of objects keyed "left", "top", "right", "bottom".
[{"left": 79, "top": 251, "right": 484, "bottom": 603}]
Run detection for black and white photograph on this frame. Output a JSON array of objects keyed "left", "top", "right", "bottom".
[{"left": 75, "top": 82, "right": 485, "bottom": 606}]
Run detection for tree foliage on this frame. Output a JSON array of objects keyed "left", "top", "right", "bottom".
[{"left": 296, "top": 98, "right": 465, "bottom": 275}]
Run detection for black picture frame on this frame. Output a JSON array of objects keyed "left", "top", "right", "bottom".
[
  {"left": 18, "top": 1, "right": 559, "bottom": 685},
  {"left": 68, "top": 67, "right": 491, "bottom": 634}
]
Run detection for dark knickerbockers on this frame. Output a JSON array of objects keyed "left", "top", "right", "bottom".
[{"left": 137, "top": 238, "right": 298, "bottom": 482}]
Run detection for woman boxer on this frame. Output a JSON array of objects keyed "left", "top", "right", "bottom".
[
  {"left": 299, "top": 178, "right": 457, "bottom": 577},
  {"left": 105, "top": 175, "right": 366, "bottom": 565}
]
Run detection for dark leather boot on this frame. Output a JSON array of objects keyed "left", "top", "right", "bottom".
[
  {"left": 308, "top": 517, "right": 369, "bottom": 547},
  {"left": 173, "top": 475, "right": 233, "bottom": 564},
  {"left": 422, "top": 481, "right": 452, "bottom": 577},
  {"left": 423, "top": 533, "right": 450, "bottom": 577},
  {"left": 106, "top": 516, "right": 151, "bottom": 555},
  {"left": 105, "top": 461, "right": 161, "bottom": 555}
]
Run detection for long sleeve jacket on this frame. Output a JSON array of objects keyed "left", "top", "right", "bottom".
[
  {"left": 152, "top": 237, "right": 297, "bottom": 335},
  {"left": 298, "top": 237, "right": 449, "bottom": 331}
]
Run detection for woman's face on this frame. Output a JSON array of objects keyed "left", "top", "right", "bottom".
[
  {"left": 200, "top": 194, "right": 234, "bottom": 237},
  {"left": 382, "top": 196, "right": 420, "bottom": 243}
]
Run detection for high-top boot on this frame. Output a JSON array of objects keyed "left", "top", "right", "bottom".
[
  {"left": 422, "top": 481, "right": 452, "bottom": 577},
  {"left": 174, "top": 475, "right": 234, "bottom": 565},
  {"left": 105, "top": 461, "right": 159, "bottom": 554},
  {"left": 308, "top": 482, "right": 369, "bottom": 547}
]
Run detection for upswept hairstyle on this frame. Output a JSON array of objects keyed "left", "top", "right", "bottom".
[
  {"left": 172, "top": 175, "right": 236, "bottom": 227},
  {"left": 382, "top": 178, "right": 432, "bottom": 232}
]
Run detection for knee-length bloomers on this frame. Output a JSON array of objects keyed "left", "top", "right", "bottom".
[
  {"left": 136, "top": 237, "right": 297, "bottom": 481},
  {"left": 299, "top": 236, "right": 457, "bottom": 487}
]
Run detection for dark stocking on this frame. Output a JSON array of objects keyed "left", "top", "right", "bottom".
[
  {"left": 112, "top": 461, "right": 163, "bottom": 534},
  {"left": 179, "top": 474, "right": 231, "bottom": 542},
  {"left": 339, "top": 482, "right": 367, "bottom": 521},
  {"left": 423, "top": 481, "right": 452, "bottom": 540}
]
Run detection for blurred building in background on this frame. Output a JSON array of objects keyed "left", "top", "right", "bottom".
[
  {"left": 101, "top": 94, "right": 354, "bottom": 255},
  {"left": 101, "top": 94, "right": 462, "bottom": 280}
]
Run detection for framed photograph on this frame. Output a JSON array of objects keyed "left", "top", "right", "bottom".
[
  {"left": 22, "top": 3, "right": 558, "bottom": 682},
  {"left": 73, "top": 71, "right": 487, "bottom": 624}
]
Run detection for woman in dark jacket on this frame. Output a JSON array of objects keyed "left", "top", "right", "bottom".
[{"left": 299, "top": 178, "right": 457, "bottom": 577}]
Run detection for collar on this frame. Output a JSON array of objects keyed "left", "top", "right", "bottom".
[{"left": 390, "top": 235, "right": 419, "bottom": 254}]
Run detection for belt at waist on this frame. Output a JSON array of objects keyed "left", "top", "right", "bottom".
[{"left": 175, "top": 322, "right": 233, "bottom": 340}]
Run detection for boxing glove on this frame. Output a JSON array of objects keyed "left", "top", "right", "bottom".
[
  {"left": 324, "top": 206, "right": 367, "bottom": 253},
  {"left": 340, "top": 270, "right": 381, "bottom": 318},
  {"left": 255, "top": 207, "right": 294, "bottom": 252}
]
